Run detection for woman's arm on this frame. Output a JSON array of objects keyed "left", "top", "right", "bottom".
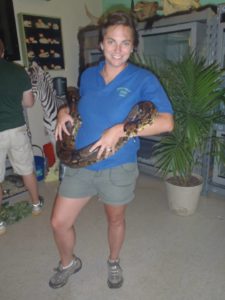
[
  {"left": 55, "top": 106, "right": 74, "bottom": 141},
  {"left": 137, "top": 112, "right": 174, "bottom": 137},
  {"left": 89, "top": 112, "right": 174, "bottom": 159}
]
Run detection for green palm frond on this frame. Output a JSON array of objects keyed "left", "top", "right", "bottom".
[
  {"left": 154, "top": 132, "right": 194, "bottom": 184},
  {"left": 133, "top": 52, "right": 225, "bottom": 185}
]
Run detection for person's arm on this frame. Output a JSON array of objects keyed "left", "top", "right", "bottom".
[
  {"left": 103, "top": 112, "right": 174, "bottom": 140},
  {"left": 137, "top": 112, "right": 174, "bottom": 137},
  {"left": 89, "top": 112, "right": 174, "bottom": 158},
  {"left": 21, "top": 89, "right": 35, "bottom": 107},
  {"left": 55, "top": 106, "right": 74, "bottom": 141}
]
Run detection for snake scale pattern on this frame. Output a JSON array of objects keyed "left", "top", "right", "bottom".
[{"left": 56, "top": 100, "right": 157, "bottom": 168}]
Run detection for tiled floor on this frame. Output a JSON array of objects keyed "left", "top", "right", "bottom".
[{"left": 0, "top": 173, "right": 225, "bottom": 300}]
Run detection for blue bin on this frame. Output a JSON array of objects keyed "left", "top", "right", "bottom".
[{"left": 34, "top": 155, "right": 45, "bottom": 181}]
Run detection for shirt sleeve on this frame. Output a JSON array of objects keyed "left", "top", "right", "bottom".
[
  {"left": 20, "top": 67, "right": 32, "bottom": 92},
  {"left": 141, "top": 73, "right": 173, "bottom": 114}
]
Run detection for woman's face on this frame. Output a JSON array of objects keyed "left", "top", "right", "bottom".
[{"left": 101, "top": 25, "right": 134, "bottom": 69}]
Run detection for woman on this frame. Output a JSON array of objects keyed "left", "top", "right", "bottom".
[{"left": 49, "top": 10, "right": 174, "bottom": 289}]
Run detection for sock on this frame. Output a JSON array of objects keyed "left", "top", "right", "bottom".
[
  {"left": 108, "top": 258, "right": 119, "bottom": 264},
  {"left": 62, "top": 259, "right": 74, "bottom": 269}
]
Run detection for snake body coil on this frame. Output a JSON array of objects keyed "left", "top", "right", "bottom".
[{"left": 56, "top": 101, "right": 157, "bottom": 168}]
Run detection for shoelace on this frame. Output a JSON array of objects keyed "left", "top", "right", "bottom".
[
  {"left": 109, "top": 265, "right": 121, "bottom": 280},
  {"left": 51, "top": 266, "right": 68, "bottom": 282}
]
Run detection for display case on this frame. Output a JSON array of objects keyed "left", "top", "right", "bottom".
[
  {"left": 211, "top": 124, "right": 225, "bottom": 186},
  {"left": 77, "top": 25, "right": 102, "bottom": 79},
  {"left": 213, "top": 3, "right": 225, "bottom": 68},
  {"left": 18, "top": 13, "right": 65, "bottom": 70},
  {"left": 138, "top": 21, "right": 207, "bottom": 68},
  {"left": 202, "top": 4, "right": 225, "bottom": 195},
  {"left": 137, "top": 136, "right": 162, "bottom": 177}
]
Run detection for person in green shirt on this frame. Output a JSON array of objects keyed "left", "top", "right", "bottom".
[{"left": 0, "top": 37, "right": 44, "bottom": 235}]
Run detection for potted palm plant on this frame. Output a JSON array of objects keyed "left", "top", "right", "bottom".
[{"left": 133, "top": 52, "right": 225, "bottom": 216}]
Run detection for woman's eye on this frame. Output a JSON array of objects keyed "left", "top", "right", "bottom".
[
  {"left": 107, "top": 39, "right": 114, "bottom": 45},
  {"left": 123, "top": 41, "right": 131, "bottom": 47}
]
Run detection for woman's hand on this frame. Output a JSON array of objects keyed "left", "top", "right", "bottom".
[
  {"left": 89, "top": 124, "right": 126, "bottom": 159},
  {"left": 55, "top": 107, "right": 74, "bottom": 141}
]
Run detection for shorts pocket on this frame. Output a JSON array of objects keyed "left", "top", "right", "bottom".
[
  {"left": 13, "top": 126, "right": 29, "bottom": 148},
  {"left": 64, "top": 167, "right": 80, "bottom": 177},
  {"left": 109, "top": 163, "right": 139, "bottom": 187}
]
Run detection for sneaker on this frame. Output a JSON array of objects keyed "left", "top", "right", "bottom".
[
  {"left": 32, "top": 196, "right": 44, "bottom": 216},
  {"left": 107, "top": 259, "right": 123, "bottom": 288},
  {"left": 49, "top": 256, "right": 82, "bottom": 289},
  {"left": 0, "top": 221, "right": 6, "bottom": 235}
]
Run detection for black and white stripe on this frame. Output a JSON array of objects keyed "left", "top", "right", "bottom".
[{"left": 27, "top": 62, "right": 66, "bottom": 142}]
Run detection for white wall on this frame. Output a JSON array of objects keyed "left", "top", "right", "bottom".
[{"left": 12, "top": 0, "right": 102, "bottom": 147}]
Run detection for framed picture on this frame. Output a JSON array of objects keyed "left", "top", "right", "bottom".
[{"left": 18, "top": 13, "right": 65, "bottom": 70}]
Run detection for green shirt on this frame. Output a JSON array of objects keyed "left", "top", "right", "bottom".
[{"left": 0, "top": 59, "right": 32, "bottom": 132}]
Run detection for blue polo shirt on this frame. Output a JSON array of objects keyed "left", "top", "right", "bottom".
[{"left": 76, "top": 60, "right": 173, "bottom": 171}]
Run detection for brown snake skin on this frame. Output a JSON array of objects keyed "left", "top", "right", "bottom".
[{"left": 56, "top": 100, "right": 157, "bottom": 168}]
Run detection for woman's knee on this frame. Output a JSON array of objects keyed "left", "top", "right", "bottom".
[
  {"left": 105, "top": 204, "right": 126, "bottom": 221},
  {"left": 50, "top": 206, "right": 71, "bottom": 232},
  {"left": 106, "top": 209, "right": 126, "bottom": 227},
  {"left": 50, "top": 214, "right": 65, "bottom": 232},
  {"left": 50, "top": 195, "right": 90, "bottom": 232}
]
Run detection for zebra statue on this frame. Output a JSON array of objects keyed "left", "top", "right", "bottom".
[{"left": 27, "top": 62, "right": 66, "bottom": 146}]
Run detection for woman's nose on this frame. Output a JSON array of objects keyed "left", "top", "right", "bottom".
[{"left": 114, "top": 44, "right": 122, "bottom": 52}]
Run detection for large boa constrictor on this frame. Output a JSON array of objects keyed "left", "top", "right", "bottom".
[{"left": 56, "top": 100, "right": 157, "bottom": 168}]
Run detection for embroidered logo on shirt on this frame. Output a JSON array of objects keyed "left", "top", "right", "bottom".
[{"left": 117, "top": 87, "right": 131, "bottom": 97}]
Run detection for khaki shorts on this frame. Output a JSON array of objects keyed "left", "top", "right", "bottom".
[
  {"left": 59, "top": 163, "right": 139, "bottom": 205},
  {"left": 0, "top": 125, "right": 34, "bottom": 182}
]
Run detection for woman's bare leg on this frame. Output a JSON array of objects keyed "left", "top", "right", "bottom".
[
  {"left": 51, "top": 195, "right": 90, "bottom": 266},
  {"left": 104, "top": 204, "right": 127, "bottom": 260}
]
